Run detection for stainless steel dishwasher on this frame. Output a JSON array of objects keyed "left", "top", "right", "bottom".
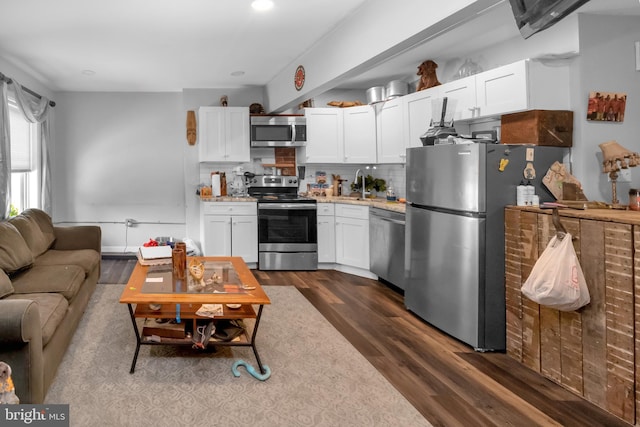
[{"left": 369, "top": 207, "right": 406, "bottom": 290}]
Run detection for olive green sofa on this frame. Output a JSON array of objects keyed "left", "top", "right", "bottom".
[{"left": 0, "top": 209, "right": 101, "bottom": 403}]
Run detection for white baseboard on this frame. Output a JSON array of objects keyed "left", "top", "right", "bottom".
[
  {"left": 333, "top": 264, "right": 378, "bottom": 280},
  {"left": 102, "top": 246, "right": 135, "bottom": 255}
]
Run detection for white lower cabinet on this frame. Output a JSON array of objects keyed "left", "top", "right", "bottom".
[
  {"left": 335, "top": 204, "right": 369, "bottom": 270},
  {"left": 201, "top": 202, "right": 257, "bottom": 263},
  {"left": 317, "top": 203, "right": 336, "bottom": 263}
]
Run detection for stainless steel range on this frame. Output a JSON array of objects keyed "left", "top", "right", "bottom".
[{"left": 247, "top": 175, "right": 317, "bottom": 271}]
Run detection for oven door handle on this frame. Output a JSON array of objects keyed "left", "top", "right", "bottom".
[
  {"left": 258, "top": 203, "right": 316, "bottom": 210},
  {"left": 291, "top": 124, "right": 296, "bottom": 144}
]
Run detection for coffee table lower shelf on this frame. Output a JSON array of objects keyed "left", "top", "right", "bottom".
[{"left": 126, "top": 304, "right": 266, "bottom": 374}]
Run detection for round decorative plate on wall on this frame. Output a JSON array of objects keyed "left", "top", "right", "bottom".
[{"left": 294, "top": 65, "right": 305, "bottom": 91}]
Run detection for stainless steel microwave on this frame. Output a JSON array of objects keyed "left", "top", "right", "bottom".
[{"left": 250, "top": 115, "right": 307, "bottom": 147}]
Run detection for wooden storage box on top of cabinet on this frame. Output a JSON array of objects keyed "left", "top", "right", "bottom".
[
  {"left": 501, "top": 110, "right": 573, "bottom": 147},
  {"left": 505, "top": 206, "right": 640, "bottom": 424}
]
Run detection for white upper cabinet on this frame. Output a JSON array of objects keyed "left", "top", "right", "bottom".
[
  {"left": 305, "top": 106, "right": 376, "bottom": 164},
  {"left": 343, "top": 105, "right": 376, "bottom": 164},
  {"left": 440, "top": 75, "right": 477, "bottom": 121},
  {"left": 304, "top": 60, "right": 570, "bottom": 165},
  {"left": 376, "top": 97, "right": 405, "bottom": 164},
  {"left": 198, "top": 107, "right": 250, "bottom": 162},
  {"left": 437, "top": 59, "right": 570, "bottom": 122},
  {"left": 404, "top": 86, "right": 441, "bottom": 153},
  {"left": 304, "top": 108, "right": 344, "bottom": 163},
  {"left": 475, "top": 60, "right": 528, "bottom": 117}
]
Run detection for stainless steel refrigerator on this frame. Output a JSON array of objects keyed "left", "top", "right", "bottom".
[{"left": 405, "top": 143, "right": 566, "bottom": 351}]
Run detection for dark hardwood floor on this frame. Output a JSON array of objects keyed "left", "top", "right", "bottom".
[{"left": 101, "top": 258, "right": 629, "bottom": 427}]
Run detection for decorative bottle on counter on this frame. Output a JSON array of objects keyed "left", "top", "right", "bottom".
[
  {"left": 386, "top": 179, "right": 397, "bottom": 201},
  {"left": 516, "top": 181, "right": 526, "bottom": 206},
  {"left": 630, "top": 188, "right": 640, "bottom": 211},
  {"left": 172, "top": 247, "right": 186, "bottom": 280}
]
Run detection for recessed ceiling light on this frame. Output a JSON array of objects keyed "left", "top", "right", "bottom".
[
  {"left": 81, "top": 69, "right": 96, "bottom": 76},
  {"left": 231, "top": 71, "right": 245, "bottom": 77},
  {"left": 251, "top": 0, "right": 273, "bottom": 11}
]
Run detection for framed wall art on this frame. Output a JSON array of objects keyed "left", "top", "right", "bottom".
[{"left": 586, "top": 91, "right": 627, "bottom": 122}]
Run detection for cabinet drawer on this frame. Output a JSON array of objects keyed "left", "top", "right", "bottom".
[
  {"left": 335, "top": 203, "right": 368, "bottom": 219},
  {"left": 203, "top": 202, "right": 256, "bottom": 216},
  {"left": 317, "top": 203, "right": 335, "bottom": 216}
]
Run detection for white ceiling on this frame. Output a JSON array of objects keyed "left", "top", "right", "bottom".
[
  {"left": 344, "top": 0, "right": 640, "bottom": 90},
  {"left": 0, "top": 0, "right": 368, "bottom": 92},
  {"left": 0, "top": 0, "right": 638, "bottom": 94}
]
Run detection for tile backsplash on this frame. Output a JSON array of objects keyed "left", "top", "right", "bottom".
[
  {"left": 198, "top": 148, "right": 407, "bottom": 198},
  {"left": 299, "top": 164, "right": 406, "bottom": 198}
]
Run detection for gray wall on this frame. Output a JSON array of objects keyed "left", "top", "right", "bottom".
[
  {"left": 573, "top": 14, "right": 640, "bottom": 202},
  {"left": 52, "top": 92, "right": 186, "bottom": 252}
]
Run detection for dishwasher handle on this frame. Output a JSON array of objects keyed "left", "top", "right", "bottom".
[
  {"left": 374, "top": 216, "right": 405, "bottom": 226},
  {"left": 371, "top": 210, "right": 405, "bottom": 226}
]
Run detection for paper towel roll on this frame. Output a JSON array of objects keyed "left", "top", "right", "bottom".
[{"left": 211, "top": 174, "right": 221, "bottom": 197}]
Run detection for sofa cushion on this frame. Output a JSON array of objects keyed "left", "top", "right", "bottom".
[
  {"left": 0, "top": 269, "right": 14, "bottom": 298},
  {"left": 34, "top": 249, "right": 100, "bottom": 276},
  {"left": 11, "top": 265, "right": 85, "bottom": 301},
  {"left": 0, "top": 221, "right": 34, "bottom": 273},
  {"left": 22, "top": 209, "right": 55, "bottom": 243},
  {"left": 4, "top": 293, "right": 68, "bottom": 346},
  {"left": 8, "top": 211, "right": 54, "bottom": 258}
]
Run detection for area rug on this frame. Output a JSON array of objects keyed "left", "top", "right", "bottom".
[{"left": 45, "top": 285, "right": 432, "bottom": 427}]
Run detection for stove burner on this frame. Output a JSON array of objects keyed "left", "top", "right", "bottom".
[
  {"left": 247, "top": 174, "right": 313, "bottom": 203},
  {"left": 254, "top": 194, "right": 316, "bottom": 204}
]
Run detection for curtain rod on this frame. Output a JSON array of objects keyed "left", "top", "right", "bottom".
[{"left": 0, "top": 71, "right": 56, "bottom": 107}]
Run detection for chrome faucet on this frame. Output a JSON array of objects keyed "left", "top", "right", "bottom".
[{"left": 354, "top": 169, "right": 365, "bottom": 199}]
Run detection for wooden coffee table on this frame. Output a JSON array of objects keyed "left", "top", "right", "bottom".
[{"left": 119, "top": 256, "right": 271, "bottom": 374}]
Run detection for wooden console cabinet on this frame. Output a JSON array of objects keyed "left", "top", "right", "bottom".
[{"left": 504, "top": 207, "right": 640, "bottom": 424}]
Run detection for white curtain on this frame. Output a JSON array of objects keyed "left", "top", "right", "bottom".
[
  {"left": 0, "top": 81, "right": 10, "bottom": 220},
  {"left": 9, "top": 79, "right": 53, "bottom": 215}
]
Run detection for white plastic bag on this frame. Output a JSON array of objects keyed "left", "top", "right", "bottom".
[{"left": 521, "top": 233, "right": 590, "bottom": 311}]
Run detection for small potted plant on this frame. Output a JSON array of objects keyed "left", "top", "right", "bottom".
[{"left": 350, "top": 175, "right": 386, "bottom": 198}]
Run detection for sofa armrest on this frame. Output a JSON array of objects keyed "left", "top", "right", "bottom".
[
  {"left": 52, "top": 225, "right": 102, "bottom": 254},
  {"left": 0, "top": 299, "right": 44, "bottom": 403},
  {"left": 0, "top": 299, "right": 42, "bottom": 345}
]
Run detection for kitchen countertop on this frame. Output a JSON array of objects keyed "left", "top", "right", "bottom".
[
  {"left": 310, "top": 196, "right": 406, "bottom": 213},
  {"left": 200, "top": 196, "right": 258, "bottom": 202},
  {"left": 511, "top": 205, "right": 640, "bottom": 225},
  {"left": 200, "top": 195, "right": 407, "bottom": 213}
]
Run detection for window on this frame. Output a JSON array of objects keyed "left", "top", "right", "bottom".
[{"left": 8, "top": 97, "right": 40, "bottom": 213}]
